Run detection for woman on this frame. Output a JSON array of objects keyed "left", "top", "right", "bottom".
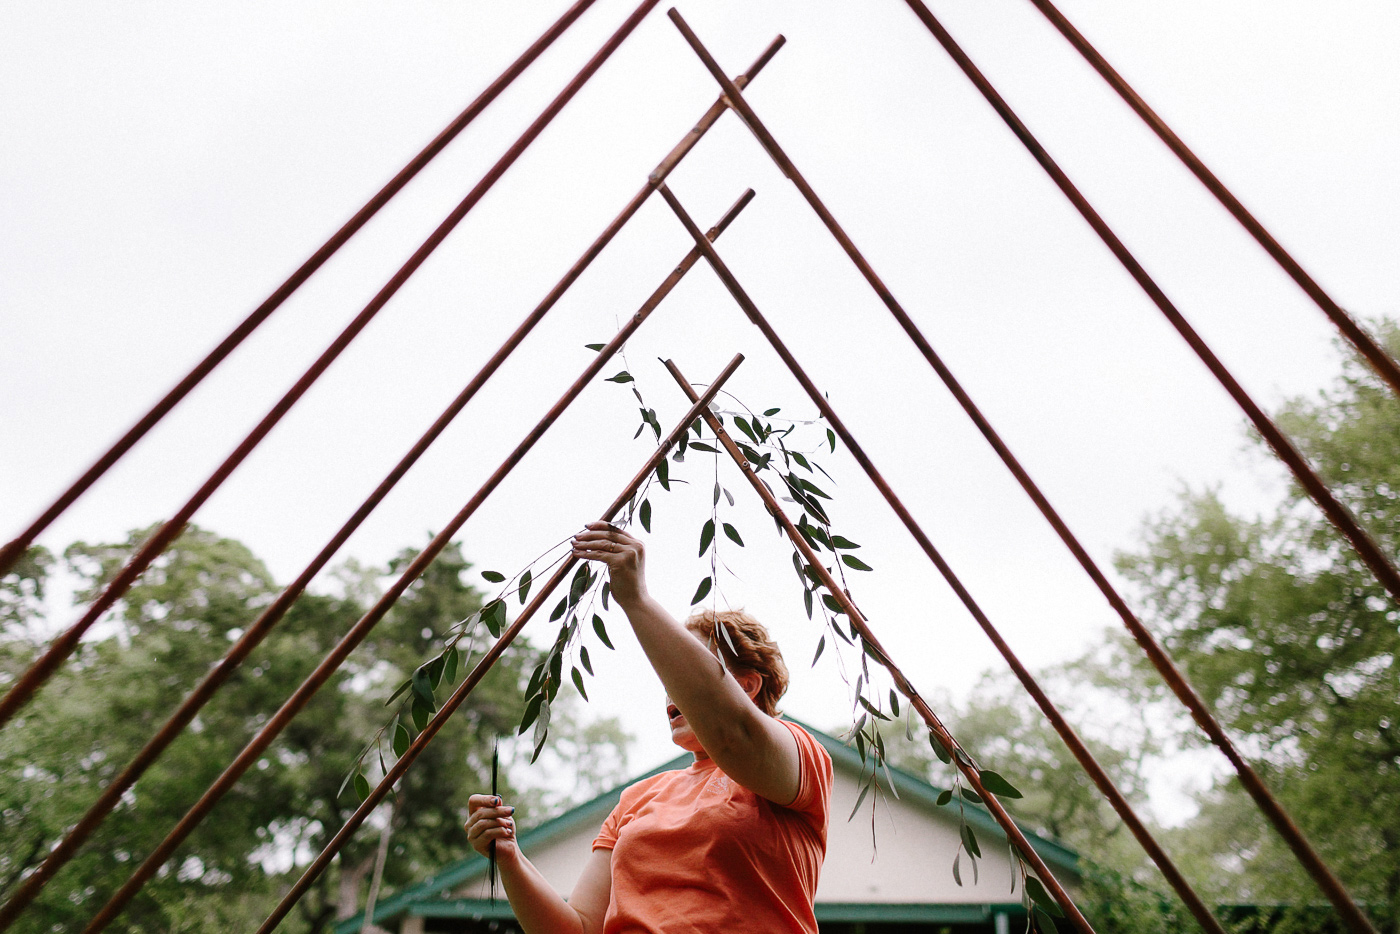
[{"left": 465, "top": 521, "right": 833, "bottom": 933}]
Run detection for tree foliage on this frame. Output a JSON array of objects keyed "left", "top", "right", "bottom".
[
  {"left": 1115, "top": 322, "right": 1400, "bottom": 931},
  {"left": 0, "top": 525, "right": 628, "bottom": 933}
]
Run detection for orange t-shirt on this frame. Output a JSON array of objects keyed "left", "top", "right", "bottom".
[{"left": 591, "top": 719, "right": 832, "bottom": 933}]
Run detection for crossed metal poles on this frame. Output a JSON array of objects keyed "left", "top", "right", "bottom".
[{"left": 1, "top": 5, "right": 1385, "bottom": 933}]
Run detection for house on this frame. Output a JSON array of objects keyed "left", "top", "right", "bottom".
[{"left": 338, "top": 721, "right": 1080, "bottom": 934}]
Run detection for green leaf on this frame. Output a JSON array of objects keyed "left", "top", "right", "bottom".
[
  {"left": 550, "top": 597, "right": 568, "bottom": 622},
  {"left": 858, "top": 695, "right": 891, "bottom": 720},
  {"left": 699, "top": 519, "right": 715, "bottom": 556},
  {"left": 411, "top": 668, "right": 436, "bottom": 711},
  {"left": 548, "top": 651, "right": 563, "bottom": 701},
  {"left": 723, "top": 488, "right": 735, "bottom": 507},
  {"left": 483, "top": 599, "right": 506, "bottom": 637},
  {"left": 713, "top": 482, "right": 722, "bottom": 507},
  {"left": 393, "top": 722, "right": 411, "bottom": 757},
  {"left": 656, "top": 459, "right": 670, "bottom": 491},
  {"left": 764, "top": 407, "right": 781, "bottom": 417},
  {"left": 638, "top": 499, "right": 651, "bottom": 533},
  {"left": 354, "top": 772, "right": 371, "bottom": 802},
  {"left": 411, "top": 697, "right": 430, "bottom": 731},
  {"left": 847, "top": 779, "right": 872, "bottom": 822},
  {"left": 827, "top": 428, "right": 837, "bottom": 452},
  {"left": 936, "top": 789, "right": 953, "bottom": 807},
  {"left": 518, "top": 570, "right": 533, "bottom": 605},
  {"left": 569, "top": 564, "right": 591, "bottom": 604},
  {"left": 978, "top": 770, "right": 1024, "bottom": 799},
  {"left": 889, "top": 690, "right": 900, "bottom": 717},
  {"left": 734, "top": 416, "right": 759, "bottom": 443},
  {"left": 953, "top": 851, "right": 963, "bottom": 886},
  {"left": 385, "top": 677, "right": 413, "bottom": 707},
  {"left": 584, "top": 342, "right": 605, "bottom": 351},
  {"left": 722, "top": 523, "right": 744, "bottom": 547},
  {"left": 1025, "top": 877, "right": 1064, "bottom": 917},
  {"left": 842, "top": 554, "right": 874, "bottom": 572},
  {"left": 601, "top": 581, "right": 611, "bottom": 610},
  {"left": 1033, "top": 906, "right": 1061, "bottom": 933},
  {"left": 798, "top": 478, "right": 831, "bottom": 500},
  {"left": 444, "top": 647, "right": 459, "bottom": 685},
  {"left": 831, "top": 535, "right": 861, "bottom": 550},
  {"left": 717, "top": 618, "right": 738, "bottom": 656},
  {"left": 960, "top": 785, "right": 984, "bottom": 804},
  {"left": 811, "top": 635, "right": 826, "bottom": 667},
  {"left": 518, "top": 693, "right": 544, "bottom": 734},
  {"left": 792, "top": 451, "right": 811, "bottom": 471},
  {"left": 481, "top": 570, "right": 506, "bottom": 583},
  {"left": 592, "top": 614, "right": 614, "bottom": 650},
  {"left": 579, "top": 644, "right": 593, "bottom": 676},
  {"left": 571, "top": 666, "right": 589, "bottom": 701},
  {"left": 930, "top": 733, "right": 951, "bottom": 764},
  {"left": 690, "top": 441, "right": 718, "bottom": 453},
  {"left": 690, "top": 576, "right": 712, "bottom": 605},
  {"left": 803, "top": 588, "right": 813, "bottom": 620},
  {"left": 961, "top": 822, "right": 982, "bottom": 858},
  {"left": 525, "top": 662, "right": 546, "bottom": 700},
  {"left": 606, "top": 370, "right": 634, "bottom": 383},
  {"left": 821, "top": 593, "right": 845, "bottom": 615}
]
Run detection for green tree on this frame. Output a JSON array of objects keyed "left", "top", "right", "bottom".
[
  {"left": 0, "top": 526, "right": 629, "bottom": 933},
  {"left": 1116, "top": 322, "right": 1400, "bottom": 932}
]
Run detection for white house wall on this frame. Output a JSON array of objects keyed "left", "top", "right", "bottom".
[{"left": 448, "top": 761, "right": 1032, "bottom": 907}]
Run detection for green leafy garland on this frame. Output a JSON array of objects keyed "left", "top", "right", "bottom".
[{"left": 337, "top": 350, "right": 1064, "bottom": 930}]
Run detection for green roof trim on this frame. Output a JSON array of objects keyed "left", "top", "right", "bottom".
[
  {"left": 337, "top": 720, "right": 1078, "bottom": 934},
  {"left": 390, "top": 899, "right": 1031, "bottom": 924}
]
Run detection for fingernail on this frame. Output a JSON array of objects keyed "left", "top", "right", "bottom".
[
  {"left": 507, "top": 806, "right": 515, "bottom": 813},
  {"left": 494, "top": 796, "right": 501, "bottom": 805}
]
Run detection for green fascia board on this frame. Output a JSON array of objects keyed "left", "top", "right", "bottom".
[
  {"left": 815, "top": 902, "right": 1031, "bottom": 923},
  {"left": 337, "top": 720, "right": 1078, "bottom": 933},
  {"left": 400, "top": 900, "right": 1030, "bottom": 924},
  {"left": 336, "top": 752, "right": 691, "bottom": 934}
]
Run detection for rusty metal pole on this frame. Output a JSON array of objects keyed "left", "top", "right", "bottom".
[
  {"left": 1025, "top": 0, "right": 1400, "bottom": 400},
  {"left": 256, "top": 356, "right": 745, "bottom": 934},
  {"left": 888, "top": 2, "right": 1400, "bottom": 609},
  {"left": 0, "top": 0, "right": 602, "bottom": 580},
  {"left": 668, "top": 6, "right": 1400, "bottom": 609},
  {"left": 663, "top": 358, "right": 1093, "bottom": 934},
  {"left": 0, "top": 0, "right": 662, "bottom": 732},
  {"left": 663, "top": 362, "right": 1225, "bottom": 929},
  {"left": 0, "top": 167, "right": 759, "bottom": 928},
  {"left": 664, "top": 12, "right": 1381, "bottom": 932},
  {"left": 71, "top": 193, "right": 749, "bottom": 934}
]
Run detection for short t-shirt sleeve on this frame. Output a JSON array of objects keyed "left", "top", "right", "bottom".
[
  {"left": 780, "top": 720, "right": 833, "bottom": 830},
  {"left": 592, "top": 802, "right": 621, "bottom": 851}
]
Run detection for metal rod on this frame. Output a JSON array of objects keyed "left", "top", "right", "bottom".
[
  {"left": 673, "top": 4, "right": 1400, "bottom": 609},
  {"left": 666, "top": 11, "right": 1381, "bottom": 931},
  {"left": 255, "top": 355, "right": 744, "bottom": 934},
  {"left": 654, "top": 184, "right": 1094, "bottom": 934},
  {"left": 0, "top": 37, "right": 782, "bottom": 921},
  {"left": 894, "top": 2, "right": 1400, "bottom": 602},
  {"left": 73, "top": 193, "right": 750, "bottom": 934},
  {"left": 0, "top": 0, "right": 661, "bottom": 732},
  {"left": 0, "top": 0, "right": 602, "bottom": 580},
  {"left": 664, "top": 357, "right": 1223, "bottom": 927},
  {"left": 1025, "top": 0, "right": 1400, "bottom": 399}
]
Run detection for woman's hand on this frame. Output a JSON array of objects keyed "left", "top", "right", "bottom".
[
  {"left": 571, "top": 522, "right": 648, "bottom": 609},
  {"left": 465, "top": 794, "right": 518, "bottom": 865}
]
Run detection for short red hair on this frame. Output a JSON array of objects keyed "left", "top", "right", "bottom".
[{"left": 684, "top": 609, "right": 789, "bottom": 716}]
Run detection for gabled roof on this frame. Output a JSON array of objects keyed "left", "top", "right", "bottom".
[{"left": 337, "top": 720, "right": 1079, "bottom": 933}]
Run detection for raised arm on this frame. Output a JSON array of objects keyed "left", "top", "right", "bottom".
[
  {"left": 571, "top": 523, "right": 801, "bottom": 804},
  {"left": 465, "top": 794, "right": 612, "bottom": 934}
]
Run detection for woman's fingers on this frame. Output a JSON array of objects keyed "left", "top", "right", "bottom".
[{"left": 464, "top": 794, "right": 517, "bottom": 856}]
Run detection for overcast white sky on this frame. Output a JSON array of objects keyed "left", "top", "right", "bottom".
[{"left": 3, "top": 0, "right": 1397, "bottom": 827}]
